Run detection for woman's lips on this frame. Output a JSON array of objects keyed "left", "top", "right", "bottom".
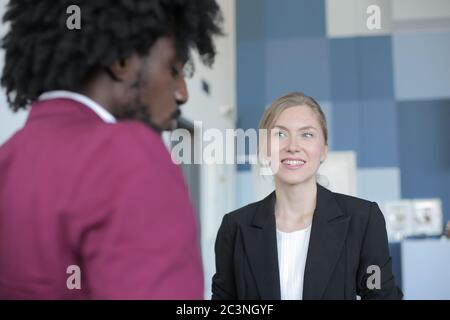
[{"left": 281, "top": 158, "right": 306, "bottom": 169}]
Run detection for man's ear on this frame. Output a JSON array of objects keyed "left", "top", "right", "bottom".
[{"left": 108, "top": 55, "right": 140, "bottom": 83}]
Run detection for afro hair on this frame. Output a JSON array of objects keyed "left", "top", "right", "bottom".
[{"left": 1, "top": 0, "right": 223, "bottom": 111}]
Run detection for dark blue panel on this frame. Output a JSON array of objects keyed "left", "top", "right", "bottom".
[
  {"left": 237, "top": 163, "right": 251, "bottom": 172},
  {"left": 332, "top": 100, "right": 361, "bottom": 154},
  {"left": 237, "top": 0, "right": 265, "bottom": 42},
  {"left": 359, "top": 99, "right": 399, "bottom": 167},
  {"left": 237, "top": 40, "right": 266, "bottom": 130},
  {"left": 398, "top": 99, "right": 450, "bottom": 224},
  {"left": 357, "top": 36, "right": 394, "bottom": 100},
  {"left": 329, "top": 38, "right": 359, "bottom": 101},
  {"left": 265, "top": 37, "right": 330, "bottom": 103},
  {"left": 264, "top": 0, "right": 326, "bottom": 39}
]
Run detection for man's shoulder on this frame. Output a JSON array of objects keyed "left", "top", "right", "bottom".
[
  {"left": 87, "top": 120, "right": 172, "bottom": 170},
  {"left": 96, "top": 120, "right": 164, "bottom": 151},
  {"left": 74, "top": 121, "right": 183, "bottom": 197}
]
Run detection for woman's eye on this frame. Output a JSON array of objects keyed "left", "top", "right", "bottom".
[
  {"left": 276, "top": 131, "right": 286, "bottom": 138},
  {"left": 302, "top": 132, "right": 314, "bottom": 138}
]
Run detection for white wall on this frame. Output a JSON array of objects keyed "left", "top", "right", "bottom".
[
  {"left": 325, "top": 0, "right": 450, "bottom": 38},
  {"left": 181, "top": 0, "right": 237, "bottom": 299},
  {"left": 326, "top": 0, "right": 392, "bottom": 38},
  {"left": 392, "top": 0, "right": 450, "bottom": 21}
]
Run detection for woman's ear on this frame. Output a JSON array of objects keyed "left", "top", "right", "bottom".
[{"left": 320, "top": 144, "right": 329, "bottom": 164}]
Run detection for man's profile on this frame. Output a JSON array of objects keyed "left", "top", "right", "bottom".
[{"left": 0, "top": 0, "right": 222, "bottom": 299}]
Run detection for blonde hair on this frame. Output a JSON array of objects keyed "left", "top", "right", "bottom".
[{"left": 259, "top": 92, "right": 328, "bottom": 144}]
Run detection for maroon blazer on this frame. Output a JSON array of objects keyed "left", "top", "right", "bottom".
[{"left": 0, "top": 98, "right": 203, "bottom": 299}]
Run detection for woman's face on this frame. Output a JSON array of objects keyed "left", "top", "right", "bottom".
[{"left": 269, "top": 105, "right": 328, "bottom": 186}]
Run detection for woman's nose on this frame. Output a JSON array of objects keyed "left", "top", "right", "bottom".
[{"left": 286, "top": 136, "right": 301, "bottom": 153}]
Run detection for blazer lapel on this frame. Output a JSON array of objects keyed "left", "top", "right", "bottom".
[
  {"left": 241, "top": 192, "right": 281, "bottom": 300},
  {"left": 303, "top": 185, "right": 351, "bottom": 299}
]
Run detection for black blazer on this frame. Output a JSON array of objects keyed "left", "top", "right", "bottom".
[{"left": 212, "top": 184, "right": 402, "bottom": 300}]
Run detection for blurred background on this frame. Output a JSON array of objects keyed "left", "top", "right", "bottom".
[{"left": 1, "top": 0, "right": 449, "bottom": 299}]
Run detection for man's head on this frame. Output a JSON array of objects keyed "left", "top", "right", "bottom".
[{"left": 1, "top": 0, "right": 222, "bottom": 131}]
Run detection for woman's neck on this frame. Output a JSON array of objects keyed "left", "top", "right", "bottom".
[{"left": 274, "top": 178, "right": 317, "bottom": 232}]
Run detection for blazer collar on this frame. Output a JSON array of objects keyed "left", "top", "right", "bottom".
[{"left": 242, "top": 184, "right": 351, "bottom": 300}]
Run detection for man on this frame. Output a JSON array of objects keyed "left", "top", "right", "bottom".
[{"left": 0, "top": 0, "right": 222, "bottom": 299}]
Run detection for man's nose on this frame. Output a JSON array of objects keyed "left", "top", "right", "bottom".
[{"left": 174, "top": 76, "right": 188, "bottom": 106}]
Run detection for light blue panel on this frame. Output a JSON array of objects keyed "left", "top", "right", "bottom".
[
  {"left": 264, "top": 0, "right": 326, "bottom": 39},
  {"left": 357, "top": 36, "right": 394, "bottom": 100},
  {"left": 237, "top": 0, "right": 265, "bottom": 42},
  {"left": 265, "top": 37, "right": 330, "bottom": 103},
  {"left": 332, "top": 100, "right": 360, "bottom": 154},
  {"left": 393, "top": 32, "right": 450, "bottom": 100},
  {"left": 329, "top": 38, "right": 359, "bottom": 101},
  {"left": 237, "top": 40, "right": 266, "bottom": 130},
  {"left": 357, "top": 167, "right": 401, "bottom": 204},
  {"left": 402, "top": 239, "right": 450, "bottom": 299},
  {"left": 235, "top": 170, "right": 254, "bottom": 209},
  {"left": 359, "top": 99, "right": 399, "bottom": 167},
  {"left": 398, "top": 99, "right": 450, "bottom": 225}
]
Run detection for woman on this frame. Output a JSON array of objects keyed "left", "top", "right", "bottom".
[{"left": 212, "top": 92, "right": 402, "bottom": 300}]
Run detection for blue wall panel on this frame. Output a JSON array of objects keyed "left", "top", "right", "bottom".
[
  {"left": 237, "top": 40, "right": 266, "bottom": 130},
  {"left": 329, "top": 38, "right": 359, "bottom": 101},
  {"left": 357, "top": 36, "right": 394, "bottom": 100},
  {"left": 359, "top": 99, "right": 399, "bottom": 167},
  {"left": 237, "top": 0, "right": 265, "bottom": 42},
  {"left": 393, "top": 32, "right": 450, "bottom": 101},
  {"left": 398, "top": 99, "right": 450, "bottom": 223},
  {"left": 331, "top": 100, "right": 360, "bottom": 154},
  {"left": 265, "top": 37, "right": 330, "bottom": 103},
  {"left": 264, "top": 0, "right": 326, "bottom": 39}
]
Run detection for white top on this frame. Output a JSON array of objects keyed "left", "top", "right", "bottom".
[
  {"left": 276, "top": 224, "right": 312, "bottom": 300},
  {"left": 38, "top": 90, "right": 116, "bottom": 123}
]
